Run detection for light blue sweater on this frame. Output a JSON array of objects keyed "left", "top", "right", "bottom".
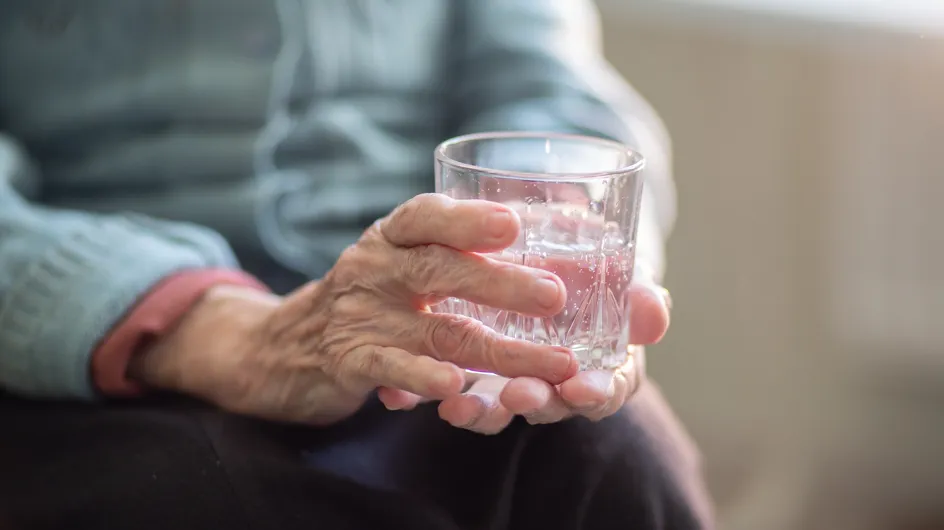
[{"left": 0, "top": 0, "right": 675, "bottom": 399}]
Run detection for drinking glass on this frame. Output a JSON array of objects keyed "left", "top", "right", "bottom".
[{"left": 433, "top": 132, "right": 646, "bottom": 371}]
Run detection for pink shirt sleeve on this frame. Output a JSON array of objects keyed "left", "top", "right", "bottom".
[{"left": 91, "top": 269, "right": 269, "bottom": 397}]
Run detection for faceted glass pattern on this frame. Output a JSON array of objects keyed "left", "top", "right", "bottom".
[{"left": 433, "top": 132, "right": 646, "bottom": 371}]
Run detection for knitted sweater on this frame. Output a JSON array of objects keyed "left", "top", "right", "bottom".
[{"left": 0, "top": 0, "right": 675, "bottom": 399}]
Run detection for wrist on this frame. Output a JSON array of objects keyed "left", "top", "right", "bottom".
[{"left": 128, "top": 284, "right": 280, "bottom": 395}]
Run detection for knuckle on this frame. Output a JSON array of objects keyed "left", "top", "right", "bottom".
[
  {"left": 335, "top": 246, "right": 359, "bottom": 268},
  {"left": 387, "top": 194, "right": 445, "bottom": 243},
  {"left": 426, "top": 314, "right": 486, "bottom": 361},
  {"left": 319, "top": 347, "right": 348, "bottom": 379},
  {"left": 332, "top": 246, "right": 369, "bottom": 281},
  {"left": 355, "top": 347, "right": 390, "bottom": 378},
  {"left": 402, "top": 244, "right": 453, "bottom": 294},
  {"left": 412, "top": 192, "right": 449, "bottom": 213},
  {"left": 331, "top": 242, "right": 395, "bottom": 287},
  {"left": 391, "top": 207, "right": 420, "bottom": 239}
]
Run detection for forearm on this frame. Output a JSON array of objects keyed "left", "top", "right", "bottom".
[{"left": 0, "top": 134, "right": 244, "bottom": 399}]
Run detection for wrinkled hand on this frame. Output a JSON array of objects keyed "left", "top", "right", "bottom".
[
  {"left": 130, "top": 194, "right": 579, "bottom": 425},
  {"left": 377, "top": 265, "right": 671, "bottom": 434}
]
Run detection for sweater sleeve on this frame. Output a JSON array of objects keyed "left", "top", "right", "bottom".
[
  {"left": 452, "top": 0, "right": 675, "bottom": 278},
  {"left": 0, "top": 134, "right": 243, "bottom": 400}
]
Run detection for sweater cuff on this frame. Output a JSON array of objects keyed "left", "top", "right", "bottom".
[
  {"left": 91, "top": 269, "right": 269, "bottom": 397},
  {"left": 0, "top": 218, "right": 241, "bottom": 399}
]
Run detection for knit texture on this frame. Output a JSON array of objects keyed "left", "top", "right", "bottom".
[{"left": 0, "top": 193, "right": 238, "bottom": 398}]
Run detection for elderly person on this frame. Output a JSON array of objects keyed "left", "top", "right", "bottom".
[{"left": 0, "top": 1, "right": 711, "bottom": 529}]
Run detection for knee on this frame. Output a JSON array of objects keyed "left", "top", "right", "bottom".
[{"left": 514, "top": 383, "right": 714, "bottom": 530}]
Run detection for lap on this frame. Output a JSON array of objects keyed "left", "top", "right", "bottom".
[{"left": 0, "top": 385, "right": 710, "bottom": 530}]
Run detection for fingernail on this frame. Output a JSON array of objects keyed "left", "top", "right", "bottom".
[
  {"left": 660, "top": 287, "right": 672, "bottom": 310},
  {"left": 461, "top": 394, "right": 493, "bottom": 428},
  {"left": 469, "top": 393, "right": 495, "bottom": 409},
  {"left": 534, "top": 277, "right": 563, "bottom": 310},
  {"left": 486, "top": 210, "right": 515, "bottom": 240},
  {"left": 549, "top": 347, "right": 577, "bottom": 381}
]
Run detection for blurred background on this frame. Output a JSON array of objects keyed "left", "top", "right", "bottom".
[{"left": 595, "top": 1, "right": 944, "bottom": 529}]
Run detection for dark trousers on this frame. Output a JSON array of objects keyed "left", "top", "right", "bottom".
[{"left": 0, "top": 384, "right": 711, "bottom": 530}]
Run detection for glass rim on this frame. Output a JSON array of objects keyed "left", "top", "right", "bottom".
[{"left": 435, "top": 131, "right": 646, "bottom": 181}]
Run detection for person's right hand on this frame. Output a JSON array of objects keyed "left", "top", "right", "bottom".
[{"left": 130, "top": 193, "right": 578, "bottom": 425}]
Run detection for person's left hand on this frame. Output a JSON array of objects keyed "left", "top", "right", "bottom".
[{"left": 376, "top": 264, "right": 671, "bottom": 434}]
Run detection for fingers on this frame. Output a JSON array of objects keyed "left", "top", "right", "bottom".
[
  {"left": 557, "top": 352, "right": 644, "bottom": 421},
  {"left": 500, "top": 377, "right": 571, "bottom": 424},
  {"left": 423, "top": 348, "right": 644, "bottom": 433},
  {"left": 438, "top": 375, "right": 514, "bottom": 435},
  {"left": 379, "top": 195, "right": 567, "bottom": 316},
  {"left": 628, "top": 281, "right": 671, "bottom": 345},
  {"left": 559, "top": 370, "right": 628, "bottom": 422},
  {"left": 558, "top": 370, "right": 616, "bottom": 410},
  {"left": 395, "top": 244, "right": 566, "bottom": 316},
  {"left": 380, "top": 193, "right": 520, "bottom": 253},
  {"left": 377, "top": 387, "right": 424, "bottom": 411},
  {"left": 343, "top": 346, "right": 465, "bottom": 400},
  {"left": 409, "top": 312, "right": 577, "bottom": 384}
]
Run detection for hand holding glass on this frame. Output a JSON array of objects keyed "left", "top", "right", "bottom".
[{"left": 433, "top": 132, "right": 646, "bottom": 371}]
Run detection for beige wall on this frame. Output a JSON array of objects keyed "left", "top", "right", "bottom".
[{"left": 597, "top": 2, "right": 944, "bottom": 529}]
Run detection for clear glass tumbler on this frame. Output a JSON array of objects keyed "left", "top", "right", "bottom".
[{"left": 434, "top": 132, "right": 646, "bottom": 371}]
